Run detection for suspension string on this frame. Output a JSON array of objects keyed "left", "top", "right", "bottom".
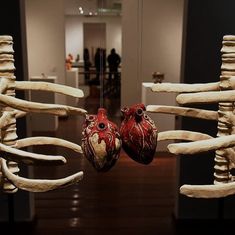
[
  {"left": 100, "top": 48, "right": 104, "bottom": 108},
  {"left": 99, "top": 0, "right": 104, "bottom": 108}
]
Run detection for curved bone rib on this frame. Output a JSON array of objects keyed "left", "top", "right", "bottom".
[
  {"left": 177, "top": 90, "right": 235, "bottom": 104},
  {"left": 223, "top": 148, "right": 235, "bottom": 165},
  {"left": 1, "top": 159, "right": 83, "bottom": 192},
  {"left": 147, "top": 105, "right": 218, "bottom": 120},
  {"left": 158, "top": 130, "right": 212, "bottom": 142},
  {"left": 0, "top": 110, "right": 26, "bottom": 129},
  {"left": 0, "top": 111, "right": 15, "bottom": 128},
  {"left": 168, "top": 134, "right": 235, "bottom": 155},
  {"left": 0, "top": 142, "right": 66, "bottom": 165},
  {"left": 14, "top": 110, "right": 27, "bottom": 118},
  {"left": 0, "top": 94, "right": 87, "bottom": 116},
  {"left": 151, "top": 82, "right": 220, "bottom": 93},
  {"left": 16, "top": 137, "right": 82, "bottom": 153},
  {"left": 180, "top": 182, "right": 235, "bottom": 198},
  {"left": 13, "top": 81, "right": 84, "bottom": 98},
  {"left": 0, "top": 76, "right": 14, "bottom": 94}
]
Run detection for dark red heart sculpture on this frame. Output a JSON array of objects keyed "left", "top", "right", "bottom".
[
  {"left": 81, "top": 108, "right": 122, "bottom": 172},
  {"left": 120, "top": 103, "right": 158, "bottom": 164}
]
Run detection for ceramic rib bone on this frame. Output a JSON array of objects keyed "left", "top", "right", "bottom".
[
  {"left": 151, "top": 81, "right": 220, "bottom": 92},
  {"left": 176, "top": 90, "right": 235, "bottom": 105},
  {"left": 15, "top": 137, "right": 83, "bottom": 153},
  {"left": 0, "top": 77, "right": 84, "bottom": 98},
  {"left": 147, "top": 105, "right": 218, "bottom": 121},
  {"left": 0, "top": 142, "right": 66, "bottom": 165},
  {"left": 1, "top": 159, "right": 83, "bottom": 192},
  {"left": 180, "top": 182, "right": 235, "bottom": 198},
  {"left": 0, "top": 94, "right": 87, "bottom": 116},
  {"left": 151, "top": 76, "right": 235, "bottom": 93},
  {"left": 168, "top": 134, "right": 235, "bottom": 155},
  {"left": 158, "top": 130, "right": 212, "bottom": 142}
]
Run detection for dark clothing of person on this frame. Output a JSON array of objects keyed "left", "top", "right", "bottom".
[
  {"left": 102, "top": 49, "right": 106, "bottom": 72},
  {"left": 107, "top": 50, "right": 121, "bottom": 80},
  {"left": 94, "top": 48, "right": 106, "bottom": 82},
  {"left": 83, "top": 49, "right": 91, "bottom": 83}
]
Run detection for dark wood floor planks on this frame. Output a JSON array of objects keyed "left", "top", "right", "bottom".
[
  {"left": 31, "top": 100, "right": 177, "bottom": 234},
  {"left": 3, "top": 97, "right": 234, "bottom": 235},
  {"left": 7, "top": 96, "right": 179, "bottom": 234}
]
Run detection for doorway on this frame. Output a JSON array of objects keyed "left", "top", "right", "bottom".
[{"left": 83, "top": 22, "right": 106, "bottom": 65}]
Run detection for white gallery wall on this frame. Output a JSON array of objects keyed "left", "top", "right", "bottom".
[
  {"left": 122, "top": 0, "right": 184, "bottom": 151},
  {"left": 65, "top": 16, "right": 122, "bottom": 60},
  {"left": 25, "top": 0, "right": 66, "bottom": 104},
  {"left": 122, "top": 0, "right": 184, "bottom": 104},
  {"left": 142, "top": 0, "right": 184, "bottom": 86}
]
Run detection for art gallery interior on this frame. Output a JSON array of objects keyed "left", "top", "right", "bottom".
[{"left": 1, "top": 0, "right": 235, "bottom": 234}]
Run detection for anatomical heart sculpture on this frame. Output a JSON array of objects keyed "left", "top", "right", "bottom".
[
  {"left": 82, "top": 108, "right": 122, "bottom": 172},
  {"left": 120, "top": 103, "right": 158, "bottom": 164}
]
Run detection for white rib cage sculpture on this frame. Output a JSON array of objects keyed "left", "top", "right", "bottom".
[
  {"left": 0, "top": 35, "right": 87, "bottom": 193},
  {"left": 147, "top": 35, "right": 235, "bottom": 198}
]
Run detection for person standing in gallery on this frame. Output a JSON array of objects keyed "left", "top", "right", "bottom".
[
  {"left": 107, "top": 48, "right": 121, "bottom": 80},
  {"left": 94, "top": 48, "right": 101, "bottom": 82},
  {"left": 83, "top": 48, "right": 91, "bottom": 84},
  {"left": 94, "top": 48, "right": 106, "bottom": 82},
  {"left": 102, "top": 48, "right": 107, "bottom": 73}
]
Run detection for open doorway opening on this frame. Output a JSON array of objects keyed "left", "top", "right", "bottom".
[
  {"left": 65, "top": 0, "right": 122, "bottom": 121},
  {"left": 83, "top": 22, "right": 106, "bottom": 65}
]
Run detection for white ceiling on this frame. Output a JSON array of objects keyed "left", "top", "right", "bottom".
[{"left": 64, "top": 0, "right": 122, "bottom": 16}]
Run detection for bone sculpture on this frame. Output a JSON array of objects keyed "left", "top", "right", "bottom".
[
  {"left": 0, "top": 35, "right": 87, "bottom": 193},
  {"left": 147, "top": 35, "right": 235, "bottom": 198}
]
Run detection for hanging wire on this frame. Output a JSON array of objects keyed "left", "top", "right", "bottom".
[
  {"left": 138, "top": 0, "right": 143, "bottom": 96},
  {"left": 99, "top": 0, "right": 104, "bottom": 108}
]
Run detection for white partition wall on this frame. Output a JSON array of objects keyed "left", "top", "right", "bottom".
[
  {"left": 66, "top": 68, "right": 79, "bottom": 106},
  {"left": 65, "top": 15, "right": 122, "bottom": 61},
  {"left": 29, "top": 76, "right": 59, "bottom": 131},
  {"left": 122, "top": 0, "right": 184, "bottom": 151},
  {"left": 25, "top": 0, "right": 66, "bottom": 105}
]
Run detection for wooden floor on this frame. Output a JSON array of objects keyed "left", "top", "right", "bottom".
[
  {"left": 33, "top": 148, "right": 176, "bottom": 235},
  {"left": 7, "top": 95, "right": 180, "bottom": 234},
  {"left": 31, "top": 95, "right": 177, "bottom": 235},
  {"left": 4, "top": 95, "right": 234, "bottom": 234},
  {"left": 24, "top": 95, "right": 177, "bottom": 235}
]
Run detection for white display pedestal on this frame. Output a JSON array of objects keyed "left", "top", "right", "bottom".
[
  {"left": 66, "top": 68, "right": 79, "bottom": 106},
  {"left": 29, "top": 76, "right": 58, "bottom": 132},
  {"left": 142, "top": 82, "right": 176, "bottom": 151}
]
